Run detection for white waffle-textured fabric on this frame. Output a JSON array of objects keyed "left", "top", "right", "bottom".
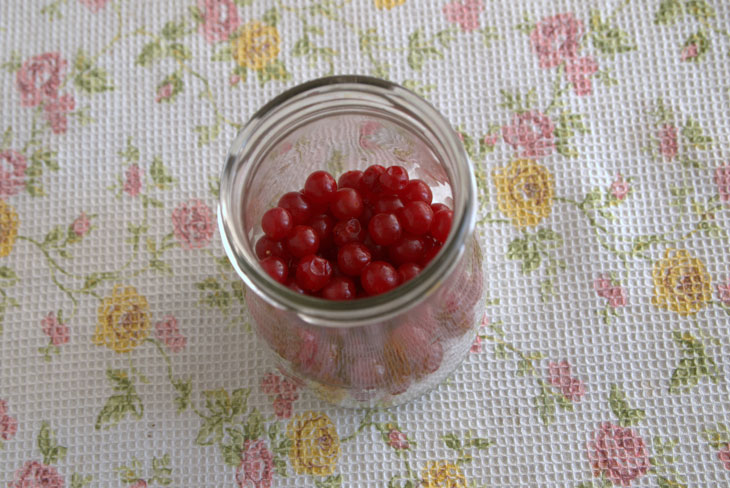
[{"left": 1, "top": 0, "right": 730, "bottom": 486}]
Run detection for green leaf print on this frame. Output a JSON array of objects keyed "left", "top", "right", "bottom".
[
  {"left": 506, "top": 237, "right": 541, "bottom": 273},
  {"left": 701, "top": 424, "right": 730, "bottom": 450},
  {"left": 256, "top": 59, "right": 291, "bottom": 85},
  {"left": 38, "top": 422, "right": 67, "bottom": 465},
  {"left": 220, "top": 442, "right": 242, "bottom": 466},
  {"left": 262, "top": 7, "right": 280, "bottom": 27},
  {"left": 70, "top": 473, "right": 93, "bottom": 488},
  {"left": 196, "top": 416, "right": 224, "bottom": 445},
  {"left": 211, "top": 44, "right": 233, "bottom": 62},
  {"left": 74, "top": 66, "right": 114, "bottom": 94},
  {"left": 655, "top": 0, "right": 684, "bottom": 25},
  {"left": 136, "top": 41, "right": 167, "bottom": 66},
  {"left": 162, "top": 19, "right": 188, "bottom": 40},
  {"left": 535, "top": 386, "right": 557, "bottom": 425},
  {"left": 193, "top": 123, "right": 222, "bottom": 147},
  {"left": 150, "top": 156, "right": 177, "bottom": 189},
  {"left": 407, "top": 29, "right": 445, "bottom": 71},
  {"left": 682, "top": 117, "right": 713, "bottom": 149},
  {"left": 669, "top": 332, "right": 720, "bottom": 393},
  {"left": 608, "top": 384, "right": 646, "bottom": 427},
  {"left": 315, "top": 475, "right": 343, "bottom": 488},
  {"left": 95, "top": 369, "right": 144, "bottom": 430},
  {"left": 590, "top": 10, "right": 636, "bottom": 55},
  {"left": 685, "top": 0, "right": 715, "bottom": 21}
]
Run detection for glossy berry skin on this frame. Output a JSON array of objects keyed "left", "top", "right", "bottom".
[
  {"left": 364, "top": 235, "right": 387, "bottom": 261},
  {"left": 398, "top": 201, "right": 434, "bottom": 236},
  {"left": 286, "top": 225, "right": 320, "bottom": 258},
  {"left": 296, "top": 254, "right": 333, "bottom": 292},
  {"left": 260, "top": 256, "right": 288, "bottom": 284},
  {"left": 261, "top": 207, "right": 293, "bottom": 241},
  {"left": 255, "top": 235, "right": 285, "bottom": 260},
  {"left": 401, "top": 179, "right": 432, "bottom": 204},
  {"left": 321, "top": 276, "right": 357, "bottom": 300},
  {"left": 361, "top": 165, "right": 386, "bottom": 192},
  {"left": 361, "top": 261, "right": 400, "bottom": 296},
  {"left": 309, "top": 214, "right": 335, "bottom": 251},
  {"left": 338, "top": 170, "right": 363, "bottom": 190},
  {"left": 330, "top": 188, "right": 364, "bottom": 220},
  {"left": 368, "top": 213, "right": 402, "bottom": 246},
  {"left": 333, "top": 218, "right": 366, "bottom": 247},
  {"left": 398, "top": 263, "right": 422, "bottom": 283},
  {"left": 420, "top": 236, "right": 441, "bottom": 266},
  {"left": 337, "top": 242, "right": 372, "bottom": 276},
  {"left": 379, "top": 165, "right": 409, "bottom": 193},
  {"left": 389, "top": 235, "right": 425, "bottom": 266},
  {"left": 431, "top": 209, "right": 453, "bottom": 242},
  {"left": 278, "top": 191, "right": 313, "bottom": 225},
  {"left": 358, "top": 204, "right": 374, "bottom": 228},
  {"left": 373, "top": 195, "right": 404, "bottom": 214},
  {"left": 303, "top": 171, "right": 337, "bottom": 205},
  {"left": 430, "top": 203, "right": 450, "bottom": 214},
  {"left": 287, "top": 279, "right": 306, "bottom": 294}
]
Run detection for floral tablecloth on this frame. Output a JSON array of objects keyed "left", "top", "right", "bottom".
[{"left": 2, "top": 0, "right": 730, "bottom": 486}]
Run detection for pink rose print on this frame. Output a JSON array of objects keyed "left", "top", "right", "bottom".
[
  {"left": 547, "top": 360, "right": 585, "bottom": 401},
  {"left": 717, "top": 281, "right": 730, "bottom": 306},
  {"left": 10, "top": 461, "right": 65, "bottom": 488},
  {"left": 79, "top": 0, "right": 111, "bottom": 13},
  {"left": 0, "top": 399, "right": 18, "bottom": 441},
  {"left": 387, "top": 429, "right": 409, "bottom": 449},
  {"left": 471, "top": 315, "right": 488, "bottom": 353},
  {"left": 0, "top": 150, "right": 28, "bottom": 198},
  {"left": 43, "top": 93, "right": 75, "bottom": 135},
  {"left": 718, "top": 446, "right": 730, "bottom": 471},
  {"left": 680, "top": 43, "right": 699, "bottom": 62},
  {"left": 229, "top": 74, "right": 241, "bottom": 86},
  {"left": 272, "top": 396, "right": 293, "bottom": 419},
  {"left": 236, "top": 439, "right": 273, "bottom": 488},
  {"left": 123, "top": 164, "right": 142, "bottom": 197},
  {"left": 130, "top": 482, "right": 147, "bottom": 488},
  {"left": 260, "top": 372, "right": 281, "bottom": 395},
  {"left": 530, "top": 13, "right": 584, "bottom": 69},
  {"left": 359, "top": 121, "right": 382, "bottom": 150},
  {"left": 715, "top": 163, "right": 730, "bottom": 204},
  {"left": 658, "top": 124, "right": 678, "bottom": 161},
  {"left": 72, "top": 212, "right": 91, "bottom": 236},
  {"left": 41, "top": 312, "right": 70, "bottom": 346},
  {"left": 155, "top": 82, "right": 174, "bottom": 103},
  {"left": 594, "top": 277, "right": 626, "bottom": 308},
  {"left": 587, "top": 423, "right": 650, "bottom": 486},
  {"left": 566, "top": 56, "right": 599, "bottom": 96},
  {"left": 442, "top": 0, "right": 485, "bottom": 32},
  {"left": 483, "top": 133, "right": 498, "bottom": 148},
  {"left": 198, "top": 0, "right": 241, "bottom": 44},
  {"left": 610, "top": 174, "right": 630, "bottom": 200},
  {"left": 502, "top": 110, "right": 555, "bottom": 158},
  {"left": 155, "top": 315, "right": 187, "bottom": 353},
  {"left": 16, "top": 53, "right": 67, "bottom": 107},
  {"left": 171, "top": 199, "right": 215, "bottom": 249}
]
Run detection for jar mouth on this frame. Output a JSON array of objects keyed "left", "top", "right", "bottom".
[{"left": 219, "top": 75, "right": 476, "bottom": 327}]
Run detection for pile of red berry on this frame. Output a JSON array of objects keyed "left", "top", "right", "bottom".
[{"left": 255, "top": 165, "right": 453, "bottom": 299}]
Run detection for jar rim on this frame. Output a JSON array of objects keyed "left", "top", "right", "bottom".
[{"left": 218, "top": 75, "right": 477, "bottom": 327}]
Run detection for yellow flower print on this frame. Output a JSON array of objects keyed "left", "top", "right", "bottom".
[
  {"left": 287, "top": 411, "right": 340, "bottom": 476},
  {"left": 93, "top": 285, "right": 151, "bottom": 353},
  {"left": 232, "top": 21, "right": 281, "bottom": 70},
  {"left": 0, "top": 200, "right": 19, "bottom": 257},
  {"left": 493, "top": 158, "right": 554, "bottom": 228},
  {"left": 421, "top": 461, "right": 466, "bottom": 488},
  {"left": 374, "top": 0, "right": 407, "bottom": 10},
  {"left": 652, "top": 248, "right": 712, "bottom": 315}
]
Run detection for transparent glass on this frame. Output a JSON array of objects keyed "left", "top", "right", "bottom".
[{"left": 219, "top": 76, "right": 484, "bottom": 407}]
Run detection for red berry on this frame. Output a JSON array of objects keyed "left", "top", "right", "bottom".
[
  {"left": 430, "top": 203, "right": 450, "bottom": 214},
  {"left": 398, "top": 263, "right": 422, "bottom": 283},
  {"left": 368, "top": 213, "right": 402, "bottom": 246},
  {"left": 333, "top": 218, "right": 365, "bottom": 246},
  {"left": 255, "top": 235, "right": 285, "bottom": 259},
  {"left": 303, "top": 171, "right": 337, "bottom": 205},
  {"left": 296, "top": 255, "right": 333, "bottom": 292},
  {"left": 421, "top": 235, "right": 441, "bottom": 266},
  {"left": 399, "top": 201, "right": 434, "bottom": 236},
  {"left": 338, "top": 170, "right": 363, "bottom": 190},
  {"left": 364, "top": 235, "right": 388, "bottom": 261},
  {"left": 361, "top": 165, "right": 385, "bottom": 191},
  {"left": 309, "top": 214, "right": 335, "bottom": 251},
  {"left": 379, "top": 165, "right": 409, "bottom": 193},
  {"left": 330, "top": 188, "right": 364, "bottom": 220},
  {"left": 373, "top": 195, "right": 404, "bottom": 214},
  {"left": 286, "top": 225, "right": 319, "bottom": 258},
  {"left": 337, "top": 242, "right": 372, "bottom": 276},
  {"left": 261, "top": 207, "right": 293, "bottom": 241},
  {"left": 260, "top": 256, "right": 288, "bottom": 284},
  {"left": 361, "top": 261, "right": 400, "bottom": 296},
  {"left": 401, "top": 179, "right": 433, "bottom": 204},
  {"left": 278, "top": 191, "right": 313, "bottom": 225},
  {"left": 389, "top": 235, "right": 425, "bottom": 266},
  {"left": 321, "top": 276, "right": 357, "bottom": 300},
  {"left": 358, "top": 204, "right": 374, "bottom": 228},
  {"left": 431, "top": 209, "right": 453, "bottom": 242}
]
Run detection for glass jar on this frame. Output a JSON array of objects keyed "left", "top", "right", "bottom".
[{"left": 219, "top": 76, "right": 484, "bottom": 407}]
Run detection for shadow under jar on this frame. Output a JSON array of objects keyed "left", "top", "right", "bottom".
[{"left": 219, "top": 76, "right": 485, "bottom": 408}]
